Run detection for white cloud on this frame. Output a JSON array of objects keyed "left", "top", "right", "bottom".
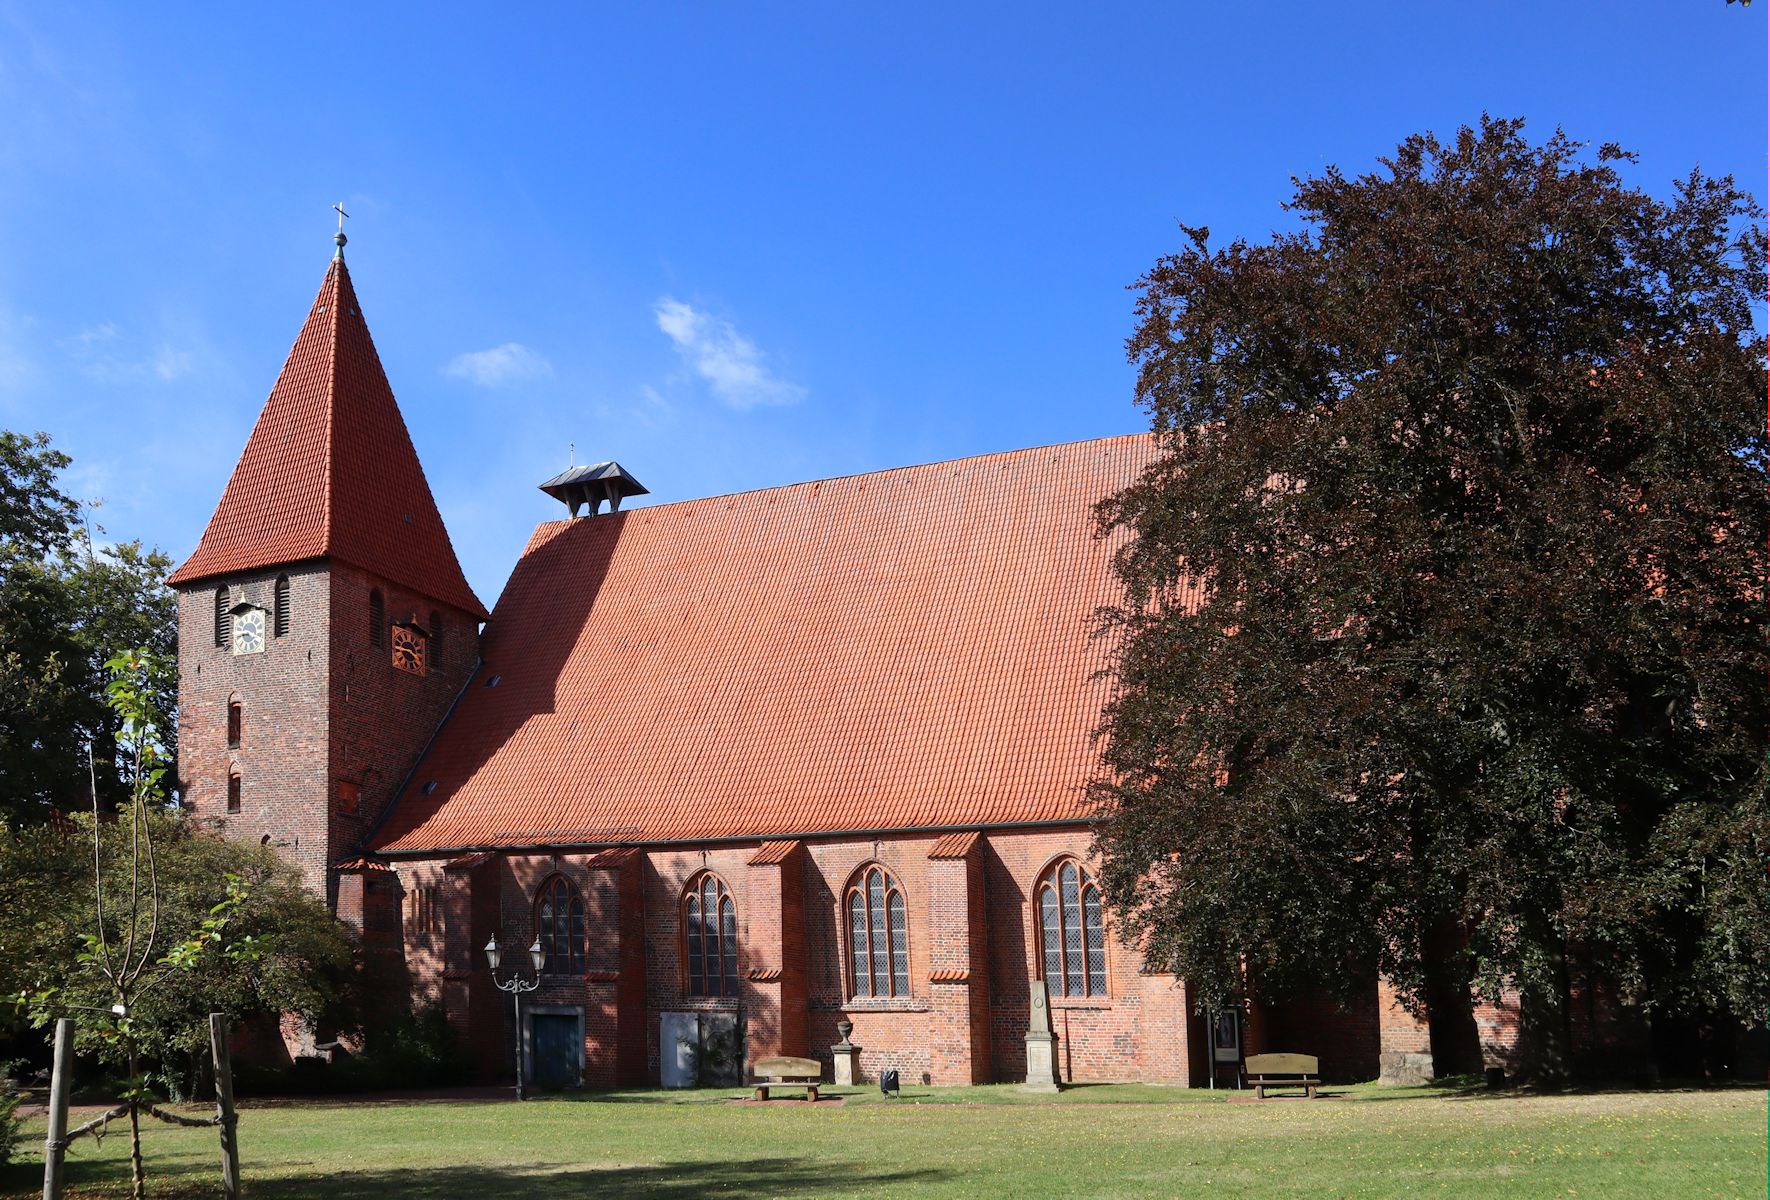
[
  {"left": 444, "top": 342, "right": 554, "bottom": 387},
  {"left": 60, "top": 324, "right": 192, "bottom": 384},
  {"left": 63, "top": 322, "right": 118, "bottom": 350},
  {"left": 0, "top": 309, "right": 39, "bottom": 398},
  {"left": 654, "top": 297, "right": 805, "bottom": 410},
  {"left": 151, "top": 343, "right": 191, "bottom": 381}
]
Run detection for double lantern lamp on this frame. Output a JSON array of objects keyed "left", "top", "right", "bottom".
[
  {"left": 484, "top": 935, "right": 545, "bottom": 1100},
  {"left": 483, "top": 934, "right": 545, "bottom": 977}
]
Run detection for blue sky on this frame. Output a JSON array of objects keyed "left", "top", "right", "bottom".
[{"left": 0, "top": 2, "right": 1762, "bottom": 605}]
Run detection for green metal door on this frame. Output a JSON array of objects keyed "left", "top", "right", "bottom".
[{"left": 532, "top": 1014, "right": 577, "bottom": 1090}]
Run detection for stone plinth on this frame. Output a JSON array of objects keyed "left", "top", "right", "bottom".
[
  {"left": 1379, "top": 1050, "right": 1435, "bottom": 1086},
  {"left": 832, "top": 1044, "right": 861, "bottom": 1086},
  {"left": 1023, "top": 1031, "right": 1060, "bottom": 1092},
  {"left": 1022, "top": 980, "right": 1061, "bottom": 1092}
]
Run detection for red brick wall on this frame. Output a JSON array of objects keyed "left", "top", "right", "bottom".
[
  {"left": 643, "top": 847, "right": 753, "bottom": 1079},
  {"left": 984, "top": 832, "right": 1190, "bottom": 1085},
  {"left": 179, "top": 566, "right": 334, "bottom": 892},
  {"left": 177, "top": 560, "right": 478, "bottom": 901},
  {"left": 385, "top": 828, "right": 1196, "bottom": 1089},
  {"left": 802, "top": 837, "right": 936, "bottom": 1084},
  {"left": 1254, "top": 989, "right": 1380, "bottom": 1082},
  {"left": 326, "top": 562, "right": 478, "bottom": 860}
]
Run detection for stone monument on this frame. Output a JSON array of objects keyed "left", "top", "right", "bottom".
[
  {"left": 1023, "top": 980, "right": 1060, "bottom": 1092},
  {"left": 831, "top": 1018, "right": 862, "bottom": 1086}
]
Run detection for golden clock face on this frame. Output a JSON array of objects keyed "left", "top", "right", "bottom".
[
  {"left": 391, "top": 624, "right": 427, "bottom": 675},
  {"left": 232, "top": 607, "right": 266, "bottom": 655}
]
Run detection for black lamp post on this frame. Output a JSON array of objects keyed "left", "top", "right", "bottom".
[{"left": 485, "top": 935, "right": 544, "bottom": 1100}]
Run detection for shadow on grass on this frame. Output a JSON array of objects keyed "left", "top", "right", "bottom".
[
  {"left": 35, "top": 1155, "right": 947, "bottom": 1199},
  {"left": 1338, "top": 1074, "right": 1770, "bottom": 1105}
]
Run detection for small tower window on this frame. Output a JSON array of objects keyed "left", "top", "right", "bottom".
[
  {"left": 370, "top": 589, "right": 385, "bottom": 647},
  {"left": 214, "top": 587, "right": 230, "bottom": 648},
  {"left": 274, "top": 575, "right": 291, "bottom": 637},
  {"left": 429, "top": 610, "right": 443, "bottom": 669},
  {"left": 226, "top": 698, "right": 242, "bottom": 748},
  {"left": 227, "top": 772, "right": 242, "bottom": 814}
]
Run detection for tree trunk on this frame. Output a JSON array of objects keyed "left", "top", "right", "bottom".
[
  {"left": 1421, "top": 920, "right": 1484, "bottom": 1077},
  {"left": 126, "top": 1048, "right": 146, "bottom": 1200},
  {"left": 1514, "top": 919, "right": 1575, "bottom": 1087}
]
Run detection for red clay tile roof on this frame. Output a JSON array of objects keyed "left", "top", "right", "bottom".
[
  {"left": 926, "top": 831, "right": 981, "bottom": 859},
  {"left": 583, "top": 847, "right": 640, "bottom": 869},
  {"left": 334, "top": 856, "right": 395, "bottom": 873},
  {"left": 370, "top": 433, "right": 1167, "bottom": 854},
  {"left": 747, "top": 840, "right": 802, "bottom": 866},
  {"left": 167, "top": 259, "right": 487, "bottom": 619}
]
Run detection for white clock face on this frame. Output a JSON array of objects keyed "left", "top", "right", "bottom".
[{"left": 232, "top": 607, "right": 266, "bottom": 655}]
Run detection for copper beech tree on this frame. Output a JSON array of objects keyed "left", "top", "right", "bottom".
[{"left": 1093, "top": 117, "right": 1767, "bottom": 1084}]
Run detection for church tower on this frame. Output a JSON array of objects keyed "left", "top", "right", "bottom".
[{"left": 169, "top": 232, "right": 488, "bottom": 904}]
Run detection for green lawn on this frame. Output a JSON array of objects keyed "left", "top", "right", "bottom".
[{"left": 4, "top": 1082, "right": 1763, "bottom": 1198}]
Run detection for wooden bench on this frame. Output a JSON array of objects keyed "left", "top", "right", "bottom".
[
  {"left": 751, "top": 1055, "right": 822, "bottom": 1102},
  {"left": 1243, "top": 1052, "right": 1321, "bottom": 1099}
]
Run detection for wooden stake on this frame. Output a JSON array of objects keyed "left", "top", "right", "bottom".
[
  {"left": 210, "top": 1013, "right": 240, "bottom": 1199},
  {"left": 42, "top": 1018, "right": 73, "bottom": 1200}
]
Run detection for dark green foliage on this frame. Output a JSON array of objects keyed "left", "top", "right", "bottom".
[
  {"left": 1094, "top": 117, "right": 1768, "bottom": 1082},
  {"left": 0, "top": 1082, "right": 17, "bottom": 1169},
  {"left": 0, "top": 809, "right": 358, "bottom": 1096},
  {"left": 0, "top": 431, "right": 177, "bottom": 824},
  {"left": 350, "top": 1002, "right": 471, "bottom": 1090},
  {"left": 231, "top": 1004, "right": 470, "bottom": 1096}
]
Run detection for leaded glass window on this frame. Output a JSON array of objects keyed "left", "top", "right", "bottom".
[
  {"left": 536, "top": 875, "right": 585, "bottom": 975},
  {"left": 846, "top": 866, "right": 909, "bottom": 999},
  {"left": 1037, "top": 858, "right": 1107, "bottom": 998},
  {"left": 684, "top": 873, "right": 738, "bottom": 997}
]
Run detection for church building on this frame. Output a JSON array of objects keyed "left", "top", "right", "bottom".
[{"left": 168, "top": 240, "right": 1467, "bottom": 1090}]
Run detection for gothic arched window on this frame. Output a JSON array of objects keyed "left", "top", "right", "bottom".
[
  {"left": 846, "top": 865, "right": 909, "bottom": 999},
  {"left": 369, "top": 589, "right": 385, "bottom": 647},
  {"left": 429, "top": 610, "right": 443, "bottom": 668},
  {"left": 682, "top": 873, "right": 738, "bottom": 997},
  {"left": 1036, "top": 858, "right": 1107, "bottom": 998},
  {"left": 536, "top": 875, "right": 585, "bottom": 976}
]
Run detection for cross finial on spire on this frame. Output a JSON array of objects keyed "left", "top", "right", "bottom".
[{"left": 332, "top": 202, "right": 349, "bottom": 260}]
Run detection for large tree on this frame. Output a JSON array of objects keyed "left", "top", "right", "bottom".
[
  {"left": 1093, "top": 117, "right": 1767, "bottom": 1083},
  {"left": 0, "top": 431, "right": 177, "bottom": 822}
]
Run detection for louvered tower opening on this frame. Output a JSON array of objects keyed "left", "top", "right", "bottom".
[{"left": 274, "top": 574, "right": 291, "bottom": 637}]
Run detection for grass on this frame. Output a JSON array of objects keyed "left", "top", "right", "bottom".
[{"left": 2, "top": 1080, "right": 1763, "bottom": 1198}]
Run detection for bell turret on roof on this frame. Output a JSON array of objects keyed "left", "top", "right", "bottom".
[
  {"left": 168, "top": 246, "right": 488, "bottom": 620},
  {"left": 539, "top": 461, "right": 648, "bottom": 517}
]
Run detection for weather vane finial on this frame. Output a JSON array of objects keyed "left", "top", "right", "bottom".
[{"left": 332, "top": 201, "right": 349, "bottom": 260}]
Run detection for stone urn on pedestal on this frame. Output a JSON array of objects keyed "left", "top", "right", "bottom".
[{"left": 831, "top": 1019, "right": 862, "bottom": 1086}]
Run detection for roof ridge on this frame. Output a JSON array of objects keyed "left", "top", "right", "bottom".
[
  {"left": 320, "top": 261, "right": 340, "bottom": 550},
  {"left": 531, "top": 430, "right": 1153, "bottom": 527}
]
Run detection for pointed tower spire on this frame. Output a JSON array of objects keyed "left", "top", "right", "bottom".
[{"left": 169, "top": 251, "right": 488, "bottom": 620}]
